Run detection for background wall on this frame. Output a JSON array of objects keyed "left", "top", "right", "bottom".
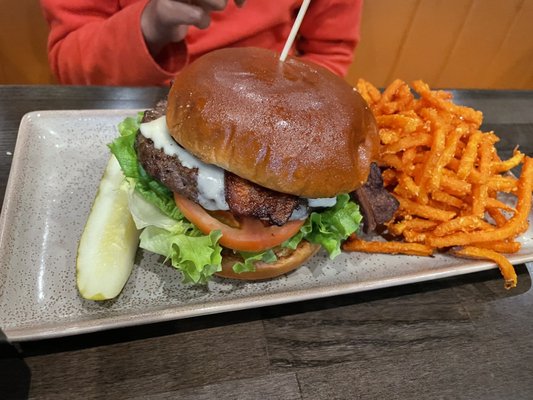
[
  {"left": 1, "top": 0, "right": 532, "bottom": 88},
  {"left": 0, "top": 0, "right": 53, "bottom": 84},
  {"left": 346, "top": 0, "right": 533, "bottom": 89}
]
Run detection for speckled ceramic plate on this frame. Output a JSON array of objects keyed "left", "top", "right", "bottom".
[{"left": 1, "top": 110, "right": 533, "bottom": 342}]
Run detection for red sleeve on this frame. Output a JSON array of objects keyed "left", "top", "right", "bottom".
[
  {"left": 297, "top": 0, "right": 363, "bottom": 77},
  {"left": 40, "top": 0, "right": 188, "bottom": 86}
]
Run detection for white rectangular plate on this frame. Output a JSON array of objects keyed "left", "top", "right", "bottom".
[{"left": 1, "top": 110, "right": 532, "bottom": 341}]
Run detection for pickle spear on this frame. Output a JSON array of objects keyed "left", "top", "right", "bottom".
[{"left": 76, "top": 156, "right": 140, "bottom": 300}]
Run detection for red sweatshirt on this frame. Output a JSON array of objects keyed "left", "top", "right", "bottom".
[{"left": 40, "top": 0, "right": 363, "bottom": 86}]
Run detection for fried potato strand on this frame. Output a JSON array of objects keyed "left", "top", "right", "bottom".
[
  {"left": 343, "top": 235, "right": 434, "bottom": 257},
  {"left": 428, "top": 157, "right": 532, "bottom": 247},
  {"left": 349, "top": 79, "right": 532, "bottom": 289},
  {"left": 451, "top": 246, "right": 517, "bottom": 289}
]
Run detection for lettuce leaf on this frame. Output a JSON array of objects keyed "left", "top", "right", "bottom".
[
  {"left": 232, "top": 249, "right": 278, "bottom": 274},
  {"left": 108, "top": 114, "right": 182, "bottom": 221},
  {"left": 108, "top": 114, "right": 222, "bottom": 284},
  {"left": 283, "top": 193, "right": 362, "bottom": 258},
  {"left": 227, "top": 195, "right": 362, "bottom": 274},
  {"left": 141, "top": 226, "right": 223, "bottom": 284}
]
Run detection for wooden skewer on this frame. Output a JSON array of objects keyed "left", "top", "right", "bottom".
[{"left": 279, "top": 0, "right": 312, "bottom": 62}]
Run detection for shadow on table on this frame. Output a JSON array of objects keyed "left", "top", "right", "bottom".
[{"left": 0, "top": 329, "right": 31, "bottom": 400}]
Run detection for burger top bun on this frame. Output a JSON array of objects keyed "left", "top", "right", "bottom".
[{"left": 167, "top": 47, "right": 379, "bottom": 198}]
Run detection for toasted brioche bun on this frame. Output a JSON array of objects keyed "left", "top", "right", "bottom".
[
  {"left": 167, "top": 47, "right": 378, "bottom": 198},
  {"left": 216, "top": 240, "right": 321, "bottom": 281}
]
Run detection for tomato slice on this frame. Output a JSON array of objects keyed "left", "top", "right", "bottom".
[{"left": 174, "top": 193, "right": 305, "bottom": 252}]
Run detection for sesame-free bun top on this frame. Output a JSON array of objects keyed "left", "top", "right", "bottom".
[{"left": 166, "top": 47, "right": 378, "bottom": 198}]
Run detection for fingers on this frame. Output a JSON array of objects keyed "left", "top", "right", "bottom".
[
  {"left": 163, "top": 1, "right": 212, "bottom": 29},
  {"left": 141, "top": 0, "right": 203, "bottom": 54},
  {"left": 167, "top": 25, "right": 190, "bottom": 44},
  {"left": 190, "top": 0, "right": 229, "bottom": 12},
  {"left": 141, "top": 0, "right": 242, "bottom": 55}
]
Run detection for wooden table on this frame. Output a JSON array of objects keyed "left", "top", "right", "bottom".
[{"left": 1, "top": 86, "right": 532, "bottom": 400}]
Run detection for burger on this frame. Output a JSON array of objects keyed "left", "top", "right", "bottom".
[{"left": 109, "top": 47, "right": 391, "bottom": 283}]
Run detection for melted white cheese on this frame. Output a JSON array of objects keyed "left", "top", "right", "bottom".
[
  {"left": 139, "top": 116, "right": 229, "bottom": 211},
  {"left": 139, "top": 116, "right": 337, "bottom": 217},
  {"left": 289, "top": 204, "right": 309, "bottom": 221},
  {"left": 307, "top": 197, "right": 337, "bottom": 208}
]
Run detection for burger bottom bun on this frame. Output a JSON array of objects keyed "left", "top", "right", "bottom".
[{"left": 216, "top": 241, "right": 321, "bottom": 281}]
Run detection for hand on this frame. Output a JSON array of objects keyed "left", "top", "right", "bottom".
[{"left": 141, "top": 0, "right": 245, "bottom": 56}]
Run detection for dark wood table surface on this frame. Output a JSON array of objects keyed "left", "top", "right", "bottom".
[{"left": 1, "top": 86, "right": 533, "bottom": 400}]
